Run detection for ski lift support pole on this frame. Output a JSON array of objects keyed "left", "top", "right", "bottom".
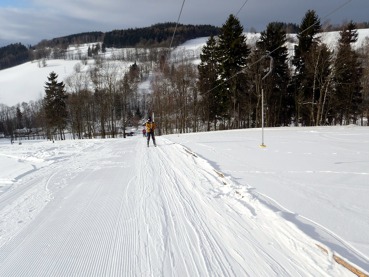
[{"left": 260, "top": 53, "right": 273, "bottom": 148}]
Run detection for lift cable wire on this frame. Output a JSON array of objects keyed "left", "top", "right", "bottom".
[
  {"left": 236, "top": 0, "right": 250, "bottom": 17},
  {"left": 169, "top": 0, "right": 186, "bottom": 50},
  {"left": 151, "top": 0, "right": 186, "bottom": 117}
]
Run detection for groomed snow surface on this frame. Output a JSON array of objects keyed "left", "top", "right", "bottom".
[{"left": 0, "top": 126, "right": 368, "bottom": 276}]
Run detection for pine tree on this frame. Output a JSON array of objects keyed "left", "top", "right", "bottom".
[
  {"left": 198, "top": 36, "right": 222, "bottom": 130},
  {"left": 44, "top": 71, "right": 68, "bottom": 140},
  {"left": 359, "top": 40, "right": 369, "bottom": 125},
  {"left": 333, "top": 21, "right": 363, "bottom": 124},
  {"left": 217, "top": 14, "right": 250, "bottom": 128},
  {"left": 16, "top": 106, "right": 23, "bottom": 129},
  {"left": 257, "top": 22, "right": 290, "bottom": 126},
  {"left": 292, "top": 10, "right": 321, "bottom": 125},
  {"left": 87, "top": 46, "right": 92, "bottom": 57},
  {"left": 295, "top": 10, "right": 321, "bottom": 61}
]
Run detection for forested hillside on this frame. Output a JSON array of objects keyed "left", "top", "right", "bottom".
[
  {"left": 0, "top": 23, "right": 219, "bottom": 70},
  {"left": 35, "top": 32, "right": 105, "bottom": 49},
  {"left": 0, "top": 43, "right": 29, "bottom": 70},
  {"left": 103, "top": 22, "right": 220, "bottom": 47}
]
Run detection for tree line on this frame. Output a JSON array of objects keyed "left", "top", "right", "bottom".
[
  {"left": 35, "top": 32, "right": 105, "bottom": 49},
  {"left": 103, "top": 23, "right": 220, "bottom": 48},
  {"left": 0, "top": 24, "right": 219, "bottom": 70},
  {"left": 194, "top": 11, "right": 367, "bottom": 129},
  {"left": 148, "top": 11, "right": 368, "bottom": 134}
]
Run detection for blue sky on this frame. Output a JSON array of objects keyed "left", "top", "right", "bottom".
[
  {"left": 0, "top": 0, "right": 368, "bottom": 46},
  {"left": 0, "top": 0, "right": 25, "bottom": 7}
]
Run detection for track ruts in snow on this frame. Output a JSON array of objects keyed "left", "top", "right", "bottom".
[{"left": 0, "top": 137, "right": 355, "bottom": 276}]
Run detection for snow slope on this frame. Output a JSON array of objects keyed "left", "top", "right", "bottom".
[
  {"left": 0, "top": 60, "right": 80, "bottom": 106},
  {"left": 0, "top": 126, "right": 368, "bottom": 276},
  {"left": 167, "top": 126, "right": 369, "bottom": 273},
  {"left": 0, "top": 43, "right": 134, "bottom": 107}
]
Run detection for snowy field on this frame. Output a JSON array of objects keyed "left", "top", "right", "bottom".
[{"left": 0, "top": 126, "right": 368, "bottom": 276}]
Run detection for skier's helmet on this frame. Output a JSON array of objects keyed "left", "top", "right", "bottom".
[{"left": 148, "top": 117, "right": 152, "bottom": 122}]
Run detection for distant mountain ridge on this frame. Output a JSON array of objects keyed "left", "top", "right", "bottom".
[
  {"left": 35, "top": 23, "right": 220, "bottom": 49},
  {"left": 2, "top": 22, "right": 369, "bottom": 71},
  {"left": 0, "top": 23, "right": 219, "bottom": 70},
  {"left": 35, "top": 32, "right": 105, "bottom": 49},
  {"left": 103, "top": 22, "right": 220, "bottom": 48}
]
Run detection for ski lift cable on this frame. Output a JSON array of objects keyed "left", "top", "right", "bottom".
[
  {"left": 169, "top": 0, "right": 248, "bottom": 51},
  {"left": 236, "top": 0, "right": 250, "bottom": 17},
  {"left": 169, "top": 0, "right": 186, "bottom": 50},
  {"left": 184, "top": 0, "right": 250, "bottom": 98},
  {"left": 167, "top": 0, "right": 247, "bottom": 65},
  {"left": 153, "top": 0, "right": 247, "bottom": 120},
  {"left": 203, "top": 0, "right": 353, "bottom": 96},
  {"left": 150, "top": 0, "right": 185, "bottom": 118}
]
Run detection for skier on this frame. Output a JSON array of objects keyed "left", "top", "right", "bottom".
[{"left": 145, "top": 117, "right": 156, "bottom": 147}]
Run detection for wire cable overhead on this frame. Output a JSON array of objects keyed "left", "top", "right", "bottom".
[
  {"left": 236, "top": 0, "right": 250, "bottom": 17},
  {"left": 170, "top": 0, "right": 186, "bottom": 49}
]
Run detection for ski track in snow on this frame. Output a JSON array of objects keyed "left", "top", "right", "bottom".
[{"left": 0, "top": 137, "right": 356, "bottom": 276}]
